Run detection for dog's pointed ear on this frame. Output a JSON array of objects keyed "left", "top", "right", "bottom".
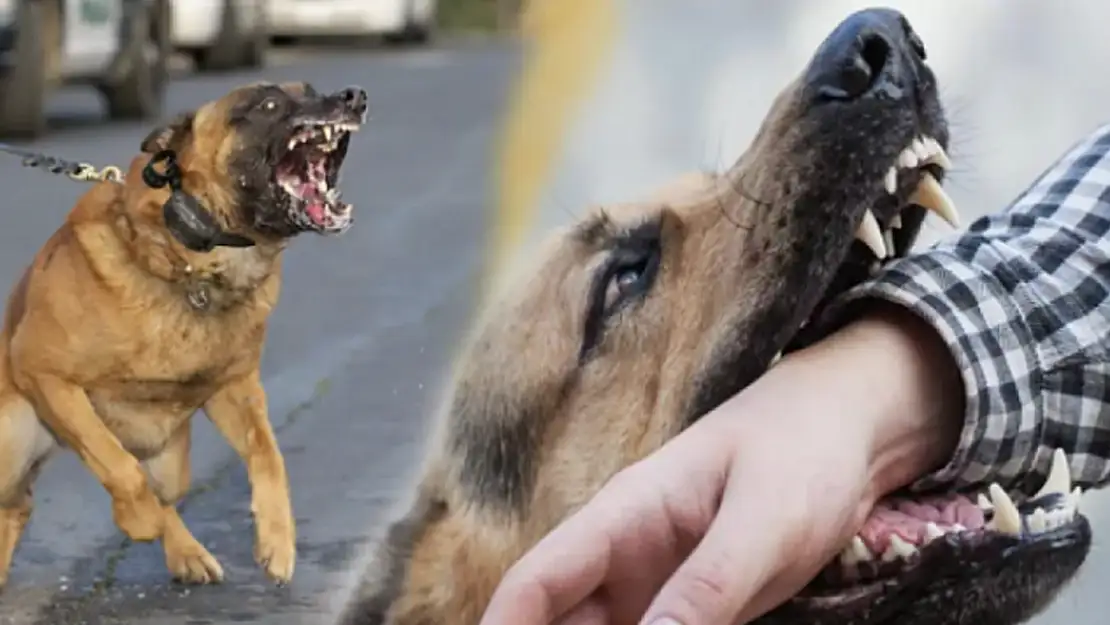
[{"left": 141, "top": 111, "right": 196, "bottom": 154}]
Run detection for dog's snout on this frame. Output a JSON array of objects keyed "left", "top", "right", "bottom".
[
  {"left": 804, "top": 8, "right": 922, "bottom": 102},
  {"left": 338, "top": 87, "right": 368, "bottom": 115}
]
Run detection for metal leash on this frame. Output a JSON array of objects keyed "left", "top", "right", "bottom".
[{"left": 0, "top": 142, "right": 125, "bottom": 184}]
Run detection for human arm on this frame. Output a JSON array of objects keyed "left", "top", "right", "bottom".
[{"left": 816, "top": 122, "right": 1110, "bottom": 495}]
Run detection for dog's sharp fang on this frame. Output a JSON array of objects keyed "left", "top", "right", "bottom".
[
  {"left": 1068, "top": 486, "right": 1083, "bottom": 515},
  {"left": 323, "top": 125, "right": 332, "bottom": 142},
  {"left": 1033, "top": 448, "right": 1072, "bottom": 500},
  {"left": 884, "top": 166, "right": 897, "bottom": 194},
  {"left": 898, "top": 146, "right": 919, "bottom": 169},
  {"left": 922, "top": 136, "right": 953, "bottom": 170},
  {"left": 839, "top": 535, "right": 872, "bottom": 567},
  {"left": 909, "top": 172, "right": 960, "bottom": 228},
  {"left": 891, "top": 213, "right": 902, "bottom": 229},
  {"left": 911, "top": 137, "right": 929, "bottom": 161},
  {"left": 987, "top": 484, "right": 1022, "bottom": 536},
  {"left": 855, "top": 210, "right": 887, "bottom": 258}
]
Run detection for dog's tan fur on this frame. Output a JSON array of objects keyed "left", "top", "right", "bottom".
[
  {"left": 0, "top": 83, "right": 326, "bottom": 588},
  {"left": 337, "top": 79, "right": 835, "bottom": 625}
]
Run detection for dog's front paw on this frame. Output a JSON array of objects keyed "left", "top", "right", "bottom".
[
  {"left": 165, "top": 536, "right": 225, "bottom": 585},
  {"left": 112, "top": 490, "right": 166, "bottom": 541},
  {"left": 255, "top": 516, "right": 296, "bottom": 584},
  {"left": 162, "top": 511, "right": 224, "bottom": 585}
]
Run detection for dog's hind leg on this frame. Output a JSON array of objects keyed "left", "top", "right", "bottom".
[
  {"left": 142, "top": 424, "right": 224, "bottom": 584},
  {"left": 0, "top": 392, "right": 56, "bottom": 590}
]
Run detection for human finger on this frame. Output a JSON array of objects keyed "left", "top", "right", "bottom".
[
  {"left": 479, "top": 480, "right": 631, "bottom": 625},
  {"left": 636, "top": 476, "right": 780, "bottom": 625},
  {"left": 555, "top": 594, "right": 610, "bottom": 625}
]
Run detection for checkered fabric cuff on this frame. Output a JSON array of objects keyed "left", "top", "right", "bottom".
[{"left": 819, "top": 123, "right": 1110, "bottom": 497}]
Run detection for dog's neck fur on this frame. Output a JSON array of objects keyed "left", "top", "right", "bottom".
[{"left": 92, "top": 156, "right": 288, "bottom": 313}]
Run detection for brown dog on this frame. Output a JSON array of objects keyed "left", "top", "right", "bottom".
[
  {"left": 0, "top": 81, "right": 367, "bottom": 589},
  {"left": 336, "top": 8, "right": 1090, "bottom": 625}
]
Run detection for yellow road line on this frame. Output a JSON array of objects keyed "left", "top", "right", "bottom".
[{"left": 484, "top": 0, "right": 619, "bottom": 288}]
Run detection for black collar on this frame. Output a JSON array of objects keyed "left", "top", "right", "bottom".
[{"left": 142, "top": 150, "right": 257, "bottom": 251}]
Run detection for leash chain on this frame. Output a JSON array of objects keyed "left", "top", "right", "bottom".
[{"left": 0, "top": 143, "right": 124, "bottom": 184}]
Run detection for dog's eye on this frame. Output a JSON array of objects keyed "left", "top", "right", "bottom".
[
  {"left": 579, "top": 225, "right": 662, "bottom": 361},
  {"left": 603, "top": 261, "right": 649, "bottom": 312},
  {"left": 259, "top": 98, "right": 279, "bottom": 112}
]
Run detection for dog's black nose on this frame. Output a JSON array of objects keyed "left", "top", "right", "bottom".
[
  {"left": 338, "top": 86, "right": 368, "bottom": 115},
  {"left": 804, "top": 8, "right": 924, "bottom": 102}
]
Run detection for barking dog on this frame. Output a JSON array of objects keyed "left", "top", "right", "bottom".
[
  {"left": 0, "top": 81, "right": 367, "bottom": 588},
  {"left": 336, "top": 7, "right": 1091, "bottom": 625}
]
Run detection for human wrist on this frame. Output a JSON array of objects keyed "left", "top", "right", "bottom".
[{"left": 828, "top": 303, "right": 964, "bottom": 497}]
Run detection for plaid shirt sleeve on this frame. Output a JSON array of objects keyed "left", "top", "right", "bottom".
[{"left": 822, "top": 123, "right": 1110, "bottom": 497}]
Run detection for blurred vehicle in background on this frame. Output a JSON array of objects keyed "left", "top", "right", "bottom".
[
  {"left": 0, "top": 0, "right": 170, "bottom": 139},
  {"left": 171, "top": 0, "right": 267, "bottom": 72},
  {"left": 267, "top": 0, "right": 436, "bottom": 46}
]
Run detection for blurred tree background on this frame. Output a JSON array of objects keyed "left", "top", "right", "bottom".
[{"left": 438, "top": 0, "right": 524, "bottom": 32}]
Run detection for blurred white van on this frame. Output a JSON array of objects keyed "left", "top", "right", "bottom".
[
  {"left": 171, "top": 0, "right": 267, "bottom": 71},
  {"left": 266, "top": 0, "right": 436, "bottom": 45}
]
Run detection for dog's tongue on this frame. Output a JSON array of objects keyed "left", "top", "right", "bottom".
[{"left": 299, "top": 182, "right": 328, "bottom": 226}]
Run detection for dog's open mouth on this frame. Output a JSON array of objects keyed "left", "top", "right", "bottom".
[
  {"left": 793, "top": 450, "right": 1088, "bottom": 609},
  {"left": 275, "top": 119, "right": 360, "bottom": 232},
  {"left": 759, "top": 134, "right": 1087, "bottom": 616},
  {"left": 779, "top": 133, "right": 958, "bottom": 360},
  {"left": 856, "top": 135, "right": 956, "bottom": 260}
]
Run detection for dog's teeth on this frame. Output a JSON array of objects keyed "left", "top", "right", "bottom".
[
  {"left": 323, "top": 125, "right": 333, "bottom": 142},
  {"left": 977, "top": 493, "right": 994, "bottom": 511},
  {"left": 881, "top": 535, "right": 917, "bottom": 562},
  {"left": 911, "top": 137, "right": 930, "bottom": 161},
  {"left": 898, "top": 146, "right": 919, "bottom": 169},
  {"left": 1067, "top": 486, "right": 1083, "bottom": 515},
  {"left": 855, "top": 210, "right": 887, "bottom": 258},
  {"left": 883, "top": 229, "right": 896, "bottom": 255},
  {"left": 909, "top": 172, "right": 960, "bottom": 228},
  {"left": 288, "top": 138, "right": 298, "bottom": 150},
  {"left": 1028, "top": 507, "right": 1048, "bottom": 533},
  {"left": 1033, "top": 448, "right": 1072, "bottom": 500},
  {"left": 890, "top": 213, "right": 902, "bottom": 229},
  {"left": 921, "top": 136, "right": 953, "bottom": 170},
  {"left": 839, "top": 535, "right": 872, "bottom": 567},
  {"left": 987, "top": 484, "right": 1022, "bottom": 536},
  {"left": 923, "top": 522, "right": 945, "bottom": 542},
  {"left": 884, "top": 167, "right": 898, "bottom": 194}
]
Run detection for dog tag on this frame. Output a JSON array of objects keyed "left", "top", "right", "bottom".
[
  {"left": 186, "top": 284, "right": 211, "bottom": 312},
  {"left": 163, "top": 190, "right": 221, "bottom": 253}
]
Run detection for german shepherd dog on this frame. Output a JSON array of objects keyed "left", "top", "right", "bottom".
[
  {"left": 337, "top": 8, "right": 1091, "bottom": 625},
  {"left": 0, "top": 82, "right": 367, "bottom": 588}
]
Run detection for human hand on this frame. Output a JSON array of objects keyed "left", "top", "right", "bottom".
[{"left": 478, "top": 306, "right": 964, "bottom": 625}]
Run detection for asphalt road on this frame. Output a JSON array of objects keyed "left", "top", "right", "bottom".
[{"left": 0, "top": 42, "right": 517, "bottom": 624}]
